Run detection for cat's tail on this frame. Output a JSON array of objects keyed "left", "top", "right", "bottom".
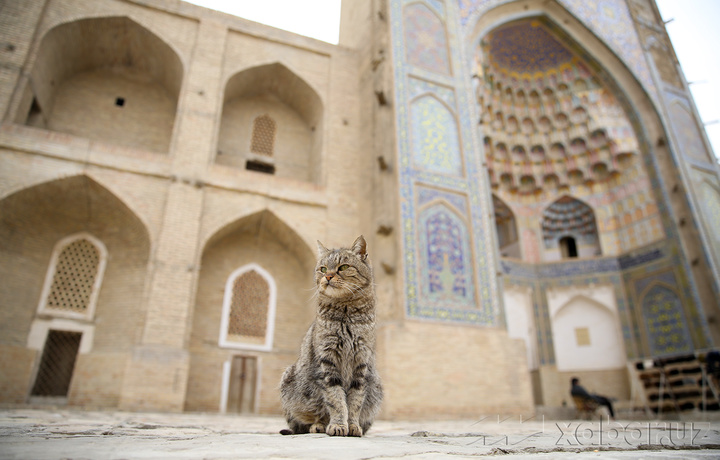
[{"left": 279, "top": 429, "right": 294, "bottom": 435}]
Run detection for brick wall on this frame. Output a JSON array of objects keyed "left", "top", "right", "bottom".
[
  {"left": 378, "top": 322, "right": 535, "bottom": 419},
  {"left": 0, "top": 0, "right": 538, "bottom": 418}
]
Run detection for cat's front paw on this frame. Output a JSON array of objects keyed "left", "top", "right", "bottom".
[
  {"left": 348, "top": 423, "right": 363, "bottom": 437},
  {"left": 309, "top": 423, "right": 326, "bottom": 433},
  {"left": 326, "top": 423, "right": 348, "bottom": 436}
]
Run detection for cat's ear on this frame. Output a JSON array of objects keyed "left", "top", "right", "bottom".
[
  {"left": 351, "top": 235, "right": 368, "bottom": 261},
  {"left": 317, "top": 240, "right": 330, "bottom": 256}
]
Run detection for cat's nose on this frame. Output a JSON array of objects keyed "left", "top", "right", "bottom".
[{"left": 325, "top": 274, "right": 334, "bottom": 281}]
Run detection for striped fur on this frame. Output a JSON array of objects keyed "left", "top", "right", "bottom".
[{"left": 280, "top": 236, "right": 383, "bottom": 436}]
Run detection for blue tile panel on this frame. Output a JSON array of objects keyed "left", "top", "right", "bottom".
[
  {"left": 410, "top": 95, "right": 464, "bottom": 176},
  {"left": 486, "top": 20, "right": 575, "bottom": 74},
  {"left": 393, "top": 0, "right": 499, "bottom": 325},
  {"left": 641, "top": 284, "right": 693, "bottom": 356},
  {"left": 390, "top": 0, "right": 710, "bottom": 346},
  {"left": 501, "top": 243, "right": 711, "bottom": 361},
  {"left": 404, "top": 2, "right": 452, "bottom": 75},
  {"left": 419, "top": 202, "right": 477, "bottom": 308},
  {"left": 457, "top": 0, "right": 658, "bottom": 105}
]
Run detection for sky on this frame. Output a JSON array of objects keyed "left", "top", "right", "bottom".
[{"left": 185, "top": 0, "right": 720, "bottom": 161}]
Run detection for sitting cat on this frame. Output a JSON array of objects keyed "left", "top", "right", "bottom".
[{"left": 280, "top": 235, "right": 383, "bottom": 436}]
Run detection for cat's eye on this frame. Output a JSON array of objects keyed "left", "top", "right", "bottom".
[
  {"left": 320, "top": 267, "right": 327, "bottom": 273},
  {"left": 338, "top": 264, "right": 350, "bottom": 271}
]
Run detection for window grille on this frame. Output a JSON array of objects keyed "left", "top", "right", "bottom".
[
  {"left": 219, "top": 264, "right": 277, "bottom": 351},
  {"left": 250, "top": 115, "right": 276, "bottom": 156},
  {"left": 30, "top": 330, "right": 82, "bottom": 397},
  {"left": 46, "top": 239, "right": 100, "bottom": 313},
  {"left": 228, "top": 270, "right": 269, "bottom": 338},
  {"left": 38, "top": 233, "right": 107, "bottom": 319}
]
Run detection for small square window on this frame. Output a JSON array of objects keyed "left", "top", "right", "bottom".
[
  {"left": 575, "top": 327, "right": 591, "bottom": 346},
  {"left": 115, "top": 97, "right": 125, "bottom": 107},
  {"left": 246, "top": 160, "right": 275, "bottom": 175}
]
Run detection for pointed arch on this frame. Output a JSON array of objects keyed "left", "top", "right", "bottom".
[
  {"left": 403, "top": 2, "right": 451, "bottom": 75},
  {"left": 551, "top": 294, "right": 625, "bottom": 371},
  {"left": 640, "top": 282, "right": 693, "bottom": 356},
  {"left": 37, "top": 233, "right": 108, "bottom": 320},
  {"left": 418, "top": 201, "right": 475, "bottom": 308},
  {"left": 492, "top": 194, "right": 520, "bottom": 258},
  {"left": 219, "top": 263, "right": 277, "bottom": 351},
  {"left": 187, "top": 208, "right": 316, "bottom": 412},
  {"left": 0, "top": 174, "right": 151, "bottom": 407},
  {"left": 20, "top": 16, "right": 183, "bottom": 152},
  {"left": 201, "top": 209, "right": 315, "bottom": 269},
  {"left": 218, "top": 62, "right": 323, "bottom": 183},
  {"left": 410, "top": 93, "right": 463, "bottom": 176},
  {"left": 541, "top": 195, "right": 601, "bottom": 260}
]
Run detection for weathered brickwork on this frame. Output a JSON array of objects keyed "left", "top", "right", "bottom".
[{"left": 0, "top": 0, "right": 716, "bottom": 419}]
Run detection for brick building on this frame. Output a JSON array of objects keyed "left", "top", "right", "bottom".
[{"left": 0, "top": 0, "right": 718, "bottom": 418}]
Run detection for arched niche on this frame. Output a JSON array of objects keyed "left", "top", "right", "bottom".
[
  {"left": 0, "top": 175, "right": 150, "bottom": 407},
  {"left": 410, "top": 94, "right": 464, "bottom": 177},
  {"left": 186, "top": 209, "right": 315, "bottom": 413},
  {"left": 492, "top": 195, "right": 520, "bottom": 259},
  {"left": 217, "top": 63, "right": 323, "bottom": 185},
  {"left": 476, "top": 16, "right": 640, "bottom": 198},
  {"left": 417, "top": 201, "right": 476, "bottom": 308},
  {"left": 19, "top": 17, "right": 183, "bottom": 153},
  {"left": 541, "top": 195, "right": 601, "bottom": 261},
  {"left": 551, "top": 295, "right": 625, "bottom": 371},
  {"left": 640, "top": 283, "right": 694, "bottom": 357},
  {"left": 468, "top": 3, "right": 675, "bottom": 261}
]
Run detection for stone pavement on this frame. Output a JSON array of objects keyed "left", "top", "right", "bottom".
[{"left": 1, "top": 408, "right": 720, "bottom": 459}]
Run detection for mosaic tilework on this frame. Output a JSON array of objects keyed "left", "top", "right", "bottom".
[
  {"left": 669, "top": 102, "right": 711, "bottom": 163},
  {"left": 392, "top": 0, "right": 499, "bottom": 325},
  {"left": 457, "top": 0, "right": 658, "bottom": 104},
  {"left": 404, "top": 2, "right": 451, "bottom": 75},
  {"left": 487, "top": 20, "right": 574, "bottom": 74},
  {"left": 419, "top": 203, "right": 476, "bottom": 308},
  {"left": 541, "top": 196, "right": 599, "bottom": 249},
  {"left": 700, "top": 182, "right": 720, "bottom": 252},
  {"left": 501, "top": 238, "right": 713, "bottom": 362},
  {"left": 392, "top": 0, "right": 712, "bottom": 339},
  {"left": 410, "top": 95, "right": 464, "bottom": 176},
  {"left": 627, "top": 261, "right": 711, "bottom": 355},
  {"left": 664, "top": 91, "right": 720, "bottom": 296},
  {"left": 641, "top": 284, "right": 693, "bottom": 356},
  {"left": 437, "top": 0, "right": 713, "bottom": 358},
  {"left": 418, "top": 185, "right": 468, "bottom": 211},
  {"left": 408, "top": 77, "right": 456, "bottom": 107},
  {"left": 502, "top": 261, "right": 628, "bottom": 365}
]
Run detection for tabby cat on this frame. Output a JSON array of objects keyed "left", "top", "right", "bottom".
[{"left": 279, "top": 235, "right": 383, "bottom": 437}]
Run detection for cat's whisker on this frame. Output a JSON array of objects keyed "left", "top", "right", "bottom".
[{"left": 307, "top": 290, "right": 319, "bottom": 302}]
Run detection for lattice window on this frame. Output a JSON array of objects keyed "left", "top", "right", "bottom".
[
  {"left": 38, "top": 233, "right": 107, "bottom": 319},
  {"left": 250, "top": 115, "right": 276, "bottom": 156},
  {"left": 219, "top": 264, "right": 277, "bottom": 351},
  {"left": 228, "top": 270, "right": 269, "bottom": 338},
  {"left": 30, "top": 330, "right": 82, "bottom": 397}
]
